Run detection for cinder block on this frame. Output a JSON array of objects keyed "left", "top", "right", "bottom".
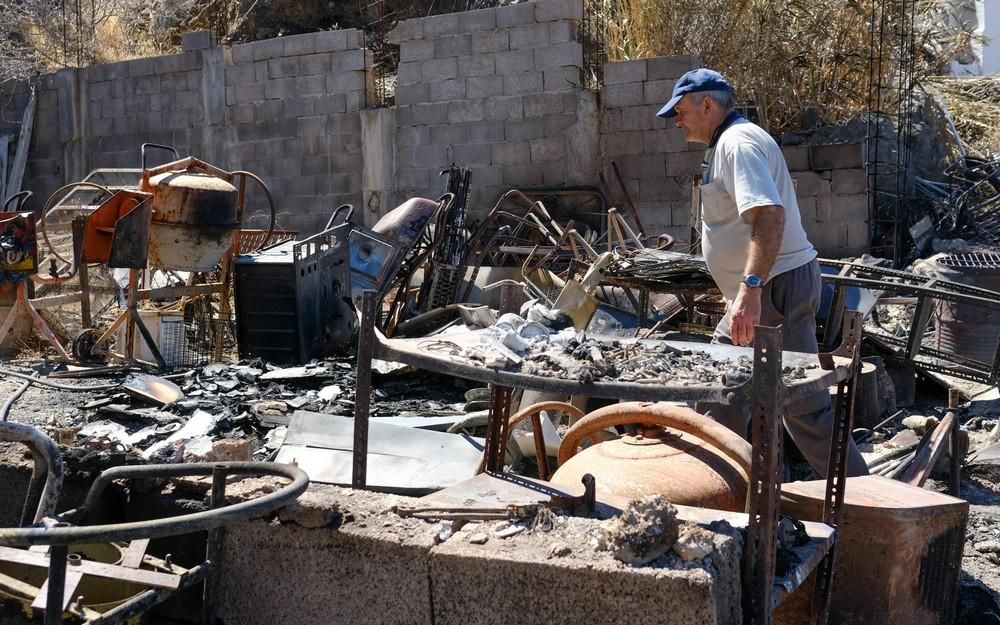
[
  {"left": 424, "top": 12, "right": 459, "bottom": 37},
  {"left": 387, "top": 19, "right": 422, "bottom": 45},
  {"left": 671, "top": 200, "right": 694, "bottom": 227},
  {"left": 282, "top": 97, "right": 313, "bottom": 118},
  {"left": 543, "top": 67, "right": 581, "bottom": 91},
  {"left": 448, "top": 99, "right": 484, "bottom": 123},
  {"left": 411, "top": 102, "right": 450, "bottom": 124},
  {"left": 396, "top": 83, "right": 430, "bottom": 105},
  {"left": 522, "top": 93, "right": 565, "bottom": 118},
  {"left": 253, "top": 61, "right": 269, "bottom": 82},
  {"left": 509, "top": 23, "right": 550, "bottom": 49},
  {"left": 604, "top": 59, "right": 646, "bottom": 85},
  {"left": 665, "top": 150, "right": 704, "bottom": 177},
  {"left": 534, "top": 42, "right": 582, "bottom": 69},
  {"left": 485, "top": 95, "right": 523, "bottom": 121},
  {"left": 643, "top": 79, "right": 675, "bottom": 105},
  {"left": 620, "top": 104, "right": 668, "bottom": 131},
  {"left": 311, "top": 29, "right": 351, "bottom": 53},
  {"left": 430, "top": 78, "right": 466, "bottom": 102},
  {"left": 182, "top": 30, "right": 216, "bottom": 52},
  {"left": 299, "top": 53, "right": 331, "bottom": 76},
  {"left": 492, "top": 141, "right": 530, "bottom": 165},
  {"left": 268, "top": 57, "right": 299, "bottom": 79},
  {"left": 836, "top": 193, "right": 869, "bottom": 222},
  {"left": 314, "top": 93, "right": 347, "bottom": 114},
  {"left": 327, "top": 71, "right": 366, "bottom": 94},
  {"left": 467, "top": 76, "right": 504, "bottom": 98},
  {"left": 471, "top": 30, "right": 510, "bottom": 53},
  {"left": 345, "top": 90, "right": 367, "bottom": 112},
  {"left": 543, "top": 112, "right": 576, "bottom": 137},
  {"left": 782, "top": 145, "right": 810, "bottom": 171},
  {"left": 548, "top": 20, "right": 578, "bottom": 44},
  {"left": 293, "top": 74, "right": 324, "bottom": 97},
  {"left": 502, "top": 72, "right": 543, "bottom": 95},
  {"left": 458, "top": 7, "right": 497, "bottom": 33},
  {"left": 400, "top": 40, "right": 434, "bottom": 63},
  {"left": 282, "top": 33, "right": 317, "bottom": 56},
  {"left": 646, "top": 55, "right": 699, "bottom": 80},
  {"left": 331, "top": 50, "right": 367, "bottom": 72},
  {"left": 643, "top": 128, "right": 687, "bottom": 154},
  {"left": 397, "top": 126, "right": 432, "bottom": 147},
  {"left": 264, "top": 77, "right": 294, "bottom": 100},
  {"left": 134, "top": 75, "right": 160, "bottom": 96},
  {"left": 452, "top": 143, "right": 493, "bottom": 165},
  {"left": 797, "top": 197, "right": 818, "bottom": 223},
  {"left": 430, "top": 123, "right": 467, "bottom": 146},
  {"left": 495, "top": 49, "right": 535, "bottom": 74},
  {"left": 603, "top": 130, "right": 645, "bottom": 157},
  {"left": 174, "top": 89, "right": 200, "bottom": 110},
  {"left": 503, "top": 162, "right": 544, "bottom": 186},
  {"left": 530, "top": 137, "right": 564, "bottom": 162},
  {"left": 471, "top": 166, "right": 504, "bottom": 188},
  {"left": 88, "top": 81, "right": 111, "bottom": 102},
  {"left": 397, "top": 61, "right": 423, "bottom": 86},
  {"left": 254, "top": 99, "right": 283, "bottom": 122},
  {"left": 602, "top": 82, "right": 643, "bottom": 108},
  {"left": 505, "top": 118, "right": 545, "bottom": 142},
  {"left": 602, "top": 108, "right": 621, "bottom": 132},
  {"left": 422, "top": 57, "right": 459, "bottom": 82},
  {"left": 224, "top": 62, "right": 255, "bottom": 86},
  {"left": 542, "top": 159, "right": 567, "bottom": 184},
  {"left": 535, "top": 0, "right": 584, "bottom": 22},
  {"left": 831, "top": 168, "right": 867, "bottom": 195},
  {"left": 458, "top": 53, "right": 496, "bottom": 77},
  {"left": 435, "top": 34, "right": 472, "bottom": 58},
  {"left": 252, "top": 37, "right": 285, "bottom": 61},
  {"left": 640, "top": 176, "right": 688, "bottom": 202},
  {"left": 810, "top": 143, "right": 863, "bottom": 170},
  {"left": 793, "top": 171, "right": 832, "bottom": 196},
  {"left": 496, "top": 2, "right": 536, "bottom": 28},
  {"left": 467, "top": 120, "right": 505, "bottom": 144}
]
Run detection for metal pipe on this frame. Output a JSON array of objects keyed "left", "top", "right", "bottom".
[
  {"left": 0, "top": 368, "right": 119, "bottom": 392},
  {"left": 45, "top": 544, "right": 69, "bottom": 625},
  {"left": 202, "top": 465, "right": 227, "bottom": 625},
  {"left": 0, "top": 462, "right": 307, "bottom": 547},
  {"left": 1, "top": 376, "right": 34, "bottom": 421},
  {"left": 353, "top": 291, "right": 376, "bottom": 489},
  {"left": 0, "top": 421, "right": 64, "bottom": 525},
  {"left": 88, "top": 563, "right": 210, "bottom": 625}
]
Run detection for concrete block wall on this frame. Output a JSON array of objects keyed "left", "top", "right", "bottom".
[
  {"left": 0, "top": 77, "right": 64, "bottom": 206},
  {"left": 388, "top": 0, "right": 588, "bottom": 218},
  {"left": 599, "top": 55, "right": 701, "bottom": 246},
  {"left": 226, "top": 30, "right": 372, "bottom": 233},
  {"left": 789, "top": 143, "right": 869, "bottom": 257}
]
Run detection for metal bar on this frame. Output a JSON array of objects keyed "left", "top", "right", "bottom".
[
  {"left": 611, "top": 160, "right": 645, "bottom": 235},
  {"left": 129, "top": 307, "right": 166, "bottom": 370},
  {"left": 88, "top": 563, "right": 210, "bottom": 625},
  {"left": 0, "top": 545, "right": 181, "bottom": 589},
  {"left": 120, "top": 538, "right": 149, "bottom": 568},
  {"left": 0, "top": 421, "right": 64, "bottom": 525},
  {"left": 202, "top": 465, "right": 227, "bottom": 625},
  {"left": 900, "top": 410, "right": 957, "bottom": 487},
  {"left": 744, "top": 325, "right": 783, "bottom": 625},
  {"left": 33, "top": 568, "right": 81, "bottom": 611},
  {"left": 948, "top": 388, "right": 961, "bottom": 497},
  {"left": 906, "top": 294, "right": 933, "bottom": 361},
  {"left": 530, "top": 411, "right": 551, "bottom": 481},
  {"left": 136, "top": 283, "right": 223, "bottom": 300},
  {"left": 73, "top": 216, "right": 91, "bottom": 327},
  {"left": 353, "top": 290, "right": 377, "bottom": 489},
  {"left": 484, "top": 385, "right": 513, "bottom": 474},
  {"left": 27, "top": 292, "right": 84, "bottom": 309},
  {"left": 43, "top": 544, "right": 67, "bottom": 625}
]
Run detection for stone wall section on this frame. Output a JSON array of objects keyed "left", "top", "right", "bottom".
[
  {"left": 1, "top": 77, "right": 64, "bottom": 205},
  {"left": 225, "top": 29, "right": 372, "bottom": 233},
  {"left": 388, "top": 0, "right": 586, "bottom": 217}
]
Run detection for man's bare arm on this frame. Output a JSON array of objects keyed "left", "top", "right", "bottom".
[{"left": 728, "top": 205, "right": 784, "bottom": 345}]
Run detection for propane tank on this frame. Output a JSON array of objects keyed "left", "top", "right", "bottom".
[{"left": 550, "top": 402, "right": 752, "bottom": 512}]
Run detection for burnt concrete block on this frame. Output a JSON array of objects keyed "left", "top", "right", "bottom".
[
  {"left": 400, "top": 39, "right": 434, "bottom": 63},
  {"left": 495, "top": 48, "right": 535, "bottom": 75},
  {"left": 643, "top": 128, "right": 688, "bottom": 154},
  {"left": 644, "top": 79, "right": 675, "bottom": 105},
  {"left": 492, "top": 140, "right": 530, "bottom": 165},
  {"left": 458, "top": 7, "right": 497, "bottom": 32},
  {"left": 497, "top": 1, "right": 536, "bottom": 28},
  {"left": 535, "top": 0, "right": 584, "bottom": 22},
  {"left": 448, "top": 99, "right": 484, "bottom": 123},
  {"left": 295, "top": 75, "right": 326, "bottom": 97},
  {"left": 621, "top": 104, "right": 668, "bottom": 131},
  {"left": 782, "top": 145, "right": 810, "bottom": 171},
  {"left": 529, "top": 136, "right": 565, "bottom": 162},
  {"left": 327, "top": 71, "right": 367, "bottom": 94},
  {"left": 510, "top": 22, "right": 551, "bottom": 49},
  {"left": 543, "top": 112, "right": 577, "bottom": 137},
  {"left": 549, "top": 20, "right": 578, "bottom": 43},
  {"left": 430, "top": 78, "right": 467, "bottom": 102},
  {"left": 299, "top": 53, "right": 331, "bottom": 76},
  {"left": 182, "top": 30, "right": 215, "bottom": 52},
  {"left": 396, "top": 83, "right": 431, "bottom": 106},
  {"left": 282, "top": 33, "right": 317, "bottom": 56},
  {"left": 486, "top": 95, "right": 524, "bottom": 121},
  {"left": 503, "top": 162, "right": 544, "bottom": 186},
  {"left": 263, "top": 77, "right": 294, "bottom": 100},
  {"left": 809, "top": 143, "right": 863, "bottom": 170},
  {"left": 424, "top": 12, "right": 460, "bottom": 37},
  {"left": 453, "top": 142, "right": 493, "bottom": 165},
  {"left": 523, "top": 92, "right": 566, "bottom": 117},
  {"left": 331, "top": 50, "right": 367, "bottom": 72},
  {"left": 602, "top": 82, "right": 643, "bottom": 108},
  {"left": 640, "top": 176, "right": 689, "bottom": 202},
  {"left": 251, "top": 37, "right": 285, "bottom": 61},
  {"left": 283, "top": 97, "right": 315, "bottom": 118},
  {"left": 396, "top": 61, "right": 423, "bottom": 86},
  {"left": 604, "top": 59, "right": 646, "bottom": 85},
  {"left": 423, "top": 57, "right": 459, "bottom": 82},
  {"left": 646, "top": 55, "right": 699, "bottom": 80},
  {"left": 831, "top": 168, "right": 867, "bottom": 195},
  {"left": 458, "top": 53, "right": 496, "bottom": 77},
  {"left": 435, "top": 34, "right": 472, "bottom": 58},
  {"left": 387, "top": 18, "right": 422, "bottom": 45},
  {"left": 501, "top": 72, "right": 544, "bottom": 97},
  {"left": 602, "top": 130, "right": 645, "bottom": 157},
  {"left": 534, "top": 42, "right": 582, "bottom": 69},
  {"left": 467, "top": 76, "right": 504, "bottom": 99},
  {"left": 792, "top": 171, "right": 832, "bottom": 196},
  {"left": 543, "top": 67, "right": 581, "bottom": 91},
  {"left": 471, "top": 30, "right": 510, "bottom": 54},
  {"left": 505, "top": 118, "right": 545, "bottom": 142}
]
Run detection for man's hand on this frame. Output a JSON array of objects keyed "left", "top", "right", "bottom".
[{"left": 729, "top": 284, "right": 762, "bottom": 346}]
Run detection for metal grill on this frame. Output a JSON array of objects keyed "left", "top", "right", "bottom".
[
  {"left": 937, "top": 252, "right": 1000, "bottom": 269},
  {"left": 581, "top": 0, "right": 607, "bottom": 91},
  {"left": 360, "top": 0, "right": 398, "bottom": 108},
  {"left": 160, "top": 313, "right": 237, "bottom": 369}
]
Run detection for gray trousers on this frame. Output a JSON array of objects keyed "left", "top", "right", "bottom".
[{"left": 698, "top": 259, "right": 869, "bottom": 478}]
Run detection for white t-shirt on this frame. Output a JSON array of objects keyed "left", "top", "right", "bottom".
[{"left": 700, "top": 118, "right": 816, "bottom": 301}]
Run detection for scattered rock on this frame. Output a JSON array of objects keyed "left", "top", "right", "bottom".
[
  {"left": 209, "top": 438, "right": 252, "bottom": 461},
  {"left": 902, "top": 415, "right": 939, "bottom": 435},
  {"left": 495, "top": 524, "right": 525, "bottom": 539},
  {"left": 673, "top": 524, "right": 716, "bottom": 561},
  {"left": 975, "top": 540, "right": 1000, "bottom": 554},
  {"left": 601, "top": 495, "right": 680, "bottom": 565},
  {"left": 548, "top": 542, "right": 572, "bottom": 558},
  {"left": 469, "top": 532, "right": 489, "bottom": 545},
  {"left": 318, "top": 385, "right": 342, "bottom": 402}
]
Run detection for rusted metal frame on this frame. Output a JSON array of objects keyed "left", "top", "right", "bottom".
[
  {"left": 353, "top": 291, "right": 377, "bottom": 489},
  {"left": 32, "top": 561, "right": 81, "bottom": 611},
  {"left": 202, "top": 465, "right": 227, "bottom": 625},
  {"left": 0, "top": 421, "right": 64, "bottom": 526},
  {"left": 0, "top": 282, "right": 70, "bottom": 360},
  {"left": 810, "top": 314, "right": 862, "bottom": 625},
  {"left": 0, "top": 462, "right": 308, "bottom": 547},
  {"left": 73, "top": 216, "right": 92, "bottom": 327},
  {"left": 610, "top": 160, "right": 646, "bottom": 236},
  {"left": 483, "top": 385, "right": 513, "bottom": 474},
  {"left": 87, "top": 563, "right": 209, "bottom": 625},
  {"left": 900, "top": 410, "right": 957, "bottom": 487},
  {"left": 821, "top": 267, "right": 1000, "bottom": 308},
  {"left": 948, "top": 389, "right": 962, "bottom": 497},
  {"left": 0, "top": 545, "right": 179, "bottom": 589},
  {"left": 867, "top": 332, "right": 995, "bottom": 378},
  {"left": 905, "top": 283, "right": 935, "bottom": 361},
  {"left": 744, "top": 325, "right": 784, "bottom": 625},
  {"left": 820, "top": 266, "right": 851, "bottom": 351}
]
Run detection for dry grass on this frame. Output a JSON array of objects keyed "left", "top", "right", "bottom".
[
  {"left": 593, "top": 0, "right": 952, "bottom": 135},
  {"left": 926, "top": 76, "right": 1000, "bottom": 156}
]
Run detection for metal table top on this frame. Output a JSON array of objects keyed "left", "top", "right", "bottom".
[{"left": 375, "top": 329, "right": 851, "bottom": 405}]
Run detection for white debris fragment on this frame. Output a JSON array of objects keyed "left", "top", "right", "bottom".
[{"left": 318, "top": 385, "right": 342, "bottom": 402}]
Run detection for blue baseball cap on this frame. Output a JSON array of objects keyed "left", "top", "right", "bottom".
[{"left": 656, "top": 68, "right": 733, "bottom": 118}]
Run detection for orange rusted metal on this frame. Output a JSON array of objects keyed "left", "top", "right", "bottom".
[
  {"left": 550, "top": 401, "right": 752, "bottom": 512},
  {"left": 81, "top": 190, "right": 151, "bottom": 264}
]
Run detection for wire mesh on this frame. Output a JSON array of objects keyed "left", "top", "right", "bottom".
[
  {"left": 158, "top": 310, "right": 237, "bottom": 369},
  {"left": 581, "top": 0, "right": 607, "bottom": 91},
  {"left": 360, "top": 0, "right": 397, "bottom": 108}
]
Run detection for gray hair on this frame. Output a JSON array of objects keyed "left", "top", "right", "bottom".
[{"left": 698, "top": 89, "right": 735, "bottom": 111}]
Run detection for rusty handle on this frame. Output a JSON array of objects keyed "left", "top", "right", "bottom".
[
  {"left": 476, "top": 401, "right": 585, "bottom": 478},
  {"left": 142, "top": 156, "right": 234, "bottom": 183},
  {"left": 557, "top": 402, "right": 753, "bottom": 480}
]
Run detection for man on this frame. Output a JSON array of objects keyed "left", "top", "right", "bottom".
[{"left": 656, "top": 68, "right": 868, "bottom": 478}]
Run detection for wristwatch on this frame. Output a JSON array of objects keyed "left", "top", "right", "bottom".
[{"left": 742, "top": 274, "right": 763, "bottom": 288}]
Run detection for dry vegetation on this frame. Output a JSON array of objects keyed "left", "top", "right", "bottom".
[
  {"left": 592, "top": 0, "right": 959, "bottom": 135},
  {"left": 926, "top": 76, "right": 1000, "bottom": 156}
]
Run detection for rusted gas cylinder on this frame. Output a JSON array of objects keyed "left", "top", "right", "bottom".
[
  {"left": 933, "top": 253, "right": 1000, "bottom": 366},
  {"left": 143, "top": 159, "right": 239, "bottom": 271},
  {"left": 550, "top": 402, "right": 752, "bottom": 512}
]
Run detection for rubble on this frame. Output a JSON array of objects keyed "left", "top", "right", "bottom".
[{"left": 600, "top": 495, "right": 681, "bottom": 566}]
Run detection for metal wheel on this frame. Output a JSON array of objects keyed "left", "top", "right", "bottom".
[{"left": 72, "top": 328, "right": 105, "bottom": 365}]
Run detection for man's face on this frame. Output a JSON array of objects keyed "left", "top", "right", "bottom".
[{"left": 673, "top": 93, "right": 715, "bottom": 145}]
